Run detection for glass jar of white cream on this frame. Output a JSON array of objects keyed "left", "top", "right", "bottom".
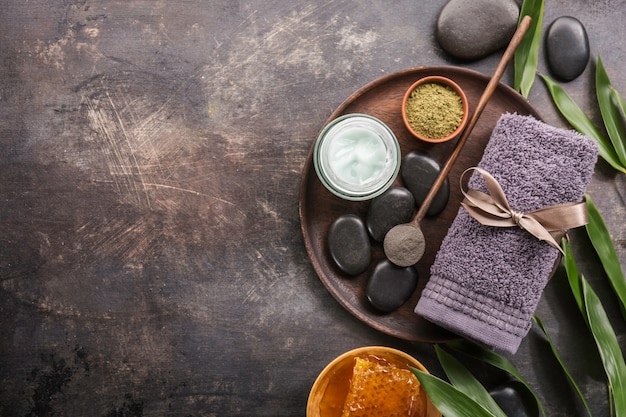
[{"left": 314, "top": 114, "right": 401, "bottom": 201}]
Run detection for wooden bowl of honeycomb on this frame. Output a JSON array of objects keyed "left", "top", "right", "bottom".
[{"left": 307, "top": 346, "right": 441, "bottom": 417}]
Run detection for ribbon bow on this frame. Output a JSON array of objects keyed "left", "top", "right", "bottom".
[{"left": 460, "top": 167, "right": 589, "bottom": 254}]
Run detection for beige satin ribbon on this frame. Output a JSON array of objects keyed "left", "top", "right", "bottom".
[{"left": 460, "top": 167, "right": 589, "bottom": 254}]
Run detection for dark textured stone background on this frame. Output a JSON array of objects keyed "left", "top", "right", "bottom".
[{"left": 0, "top": 1, "right": 624, "bottom": 416}]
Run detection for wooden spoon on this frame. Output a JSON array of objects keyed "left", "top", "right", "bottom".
[{"left": 383, "top": 15, "right": 533, "bottom": 267}]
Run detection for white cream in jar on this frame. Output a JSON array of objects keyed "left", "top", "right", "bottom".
[{"left": 314, "top": 114, "right": 400, "bottom": 201}]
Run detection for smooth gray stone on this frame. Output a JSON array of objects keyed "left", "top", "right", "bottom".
[
  {"left": 546, "top": 16, "right": 590, "bottom": 81},
  {"left": 328, "top": 214, "right": 371, "bottom": 276},
  {"left": 437, "top": 0, "right": 520, "bottom": 61},
  {"left": 401, "top": 151, "right": 449, "bottom": 217},
  {"left": 366, "top": 187, "right": 415, "bottom": 242},
  {"left": 366, "top": 260, "right": 418, "bottom": 313}
]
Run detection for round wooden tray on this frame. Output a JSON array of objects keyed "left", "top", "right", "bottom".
[{"left": 299, "top": 66, "right": 541, "bottom": 342}]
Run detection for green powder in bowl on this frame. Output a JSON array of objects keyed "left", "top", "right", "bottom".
[{"left": 402, "top": 77, "right": 468, "bottom": 143}]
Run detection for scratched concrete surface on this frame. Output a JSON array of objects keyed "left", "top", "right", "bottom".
[{"left": 0, "top": 0, "right": 624, "bottom": 416}]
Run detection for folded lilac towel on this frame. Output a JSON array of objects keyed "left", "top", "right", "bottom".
[{"left": 415, "top": 113, "right": 598, "bottom": 354}]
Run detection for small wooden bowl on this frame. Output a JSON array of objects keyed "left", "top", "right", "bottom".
[
  {"left": 307, "top": 346, "right": 441, "bottom": 417},
  {"left": 402, "top": 75, "right": 469, "bottom": 143}
]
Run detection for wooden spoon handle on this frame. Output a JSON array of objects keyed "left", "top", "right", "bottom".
[{"left": 415, "top": 15, "right": 532, "bottom": 223}]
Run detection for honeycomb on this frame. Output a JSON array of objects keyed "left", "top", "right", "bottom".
[{"left": 341, "top": 356, "right": 423, "bottom": 417}]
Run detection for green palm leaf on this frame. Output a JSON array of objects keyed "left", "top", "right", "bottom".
[
  {"left": 596, "top": 56, "right": 626, "bottom": 166},
  {"left": 435, "top": 346, "right": 507, "bottom": 417},
  {"left": 445, "top": 341, "right": 545, "bottom": 417},
  {"left": 411, "top": 369, "right": 498, "bottom": 417},
  {"left": 540, "top": 73, "right": 626, "bottom": 173},
  {"left": 583, "top": 277, "right": 626, "bottom": 417},
  {"left": 514, "top": 0, "right": 543, "bottom": 98},
  {"left": 533, "top": 315, "right": 592, "bottom": 417},
  {"left": 585, "top": 195, "right": 626, "bottom": 319},
  {"left": 562, "top": 238, "right": 626, "bottom": 416}
]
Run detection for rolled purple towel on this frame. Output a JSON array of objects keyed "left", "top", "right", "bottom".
[{"left": 415, "top": 113, "right": 598, "bottom": 354}]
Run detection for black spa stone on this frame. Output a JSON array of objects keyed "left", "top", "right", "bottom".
[
  {"left": 546, "top": 16, "right": 590, "bottom": 81},
  {"left": 366, "top": 260, "right": 418, "bottom": 313},
  {"left": 366, "top": 187, "right": 415, "bottom": 242},
  {"left": 327, "top": 214, "right": 371, "bottom": 276},
  {"left": 436, "top": 0, "right": 520, "bottom": 61},
  {"left": 489, "top": 381, "right": 539, "bottom": 417},
  {"left": 401, "top": 151, "right": 449, "bottom": 217}
]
